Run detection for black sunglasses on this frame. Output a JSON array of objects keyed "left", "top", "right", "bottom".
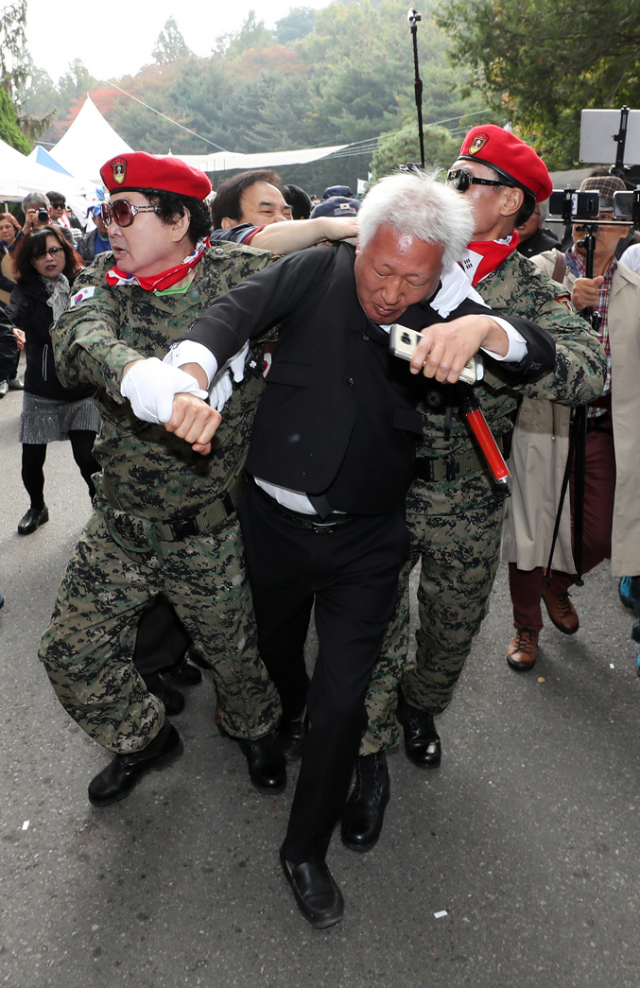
[
  {"left": 34, "top": 246, "right": 65, "bottom": 259},
  {"left": 446, "top": 168, "right": 510, "bottom": 193},
  {"left": 101, "top": 200, "right": 161, "bottom": 228}
]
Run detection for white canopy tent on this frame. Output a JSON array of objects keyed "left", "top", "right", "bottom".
[
  {"left": 0, "top": 138, "right": 96, "bottom": 201},
  {"left": 49, "top": 96, "right": 133, "bottom": 185},
  {"left": 175, "top": 144, "right": 349, "bottom": 174}
]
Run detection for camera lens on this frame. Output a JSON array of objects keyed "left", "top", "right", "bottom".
[{"left": 37, "top": 208, "right": 48, "bottom": 223}]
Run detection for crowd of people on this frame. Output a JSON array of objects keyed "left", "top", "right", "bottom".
[{"left": 1, "top": 130, "right": 639, "bottom": 929}]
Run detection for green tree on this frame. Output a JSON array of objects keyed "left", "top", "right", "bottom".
[
  {"left": 152, "top": 16, "right": 192, "bottom": 65},
  {"left": 225, "top": 11, "right": 275, "bottom": 59},
  {"left": 0, "top": 0, "right": 28, "bottom": 100},
  {"left": 276, "top": 7, "right": 316, "bottom": 44},
  {"left": 57, "top": 59, "right": 101, "bottom": 107},
  {"left": 371, "top": 122, "right": 461, "bottom": 180},
  {"left": 436, "top": 0, "right": 640, "bottom": 168},
  {"left": 0, "top": 83, "right": 30, "bottom": 152}
]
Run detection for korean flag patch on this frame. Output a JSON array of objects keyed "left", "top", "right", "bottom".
[{"left": 70, "top": 286, "right": 96, "bottom": 307}]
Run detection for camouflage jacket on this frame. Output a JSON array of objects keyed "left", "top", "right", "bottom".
[
  {"left": 416, "top": 250, "right": 607, "bottom": 458},
  {"left": 51, "top": 245, "right": 273, "bottom": 521}
]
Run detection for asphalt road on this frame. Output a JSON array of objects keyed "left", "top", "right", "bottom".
[{"left": 1, "top": 379, "right": 639, "bottom": 988}]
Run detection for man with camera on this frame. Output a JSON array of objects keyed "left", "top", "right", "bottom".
[
  {"left": 4, "top": 193, "right": 74, "bottom": 259},
  {"left": 504, "top": 173, "right": 640, "bottom": 668},
  {"left": 341, "top": 126, "right": 607, "bottom": 857}
]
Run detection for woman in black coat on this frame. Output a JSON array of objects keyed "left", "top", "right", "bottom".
[{"left": 7, "top": 227, "right": 101, "bottom": 535}]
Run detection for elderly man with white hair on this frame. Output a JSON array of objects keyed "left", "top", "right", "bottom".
[{"left": 156, "top": 170, "right": 556, "bottom": 927}]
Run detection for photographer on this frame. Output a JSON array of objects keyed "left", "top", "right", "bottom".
[
  {"left": 8, "top": 193, "right": 73, "bottom": 258},
  {"left": 504, "top": 173, "right": 640, "bottom": 668}
]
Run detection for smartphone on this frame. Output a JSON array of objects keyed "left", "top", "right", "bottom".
[{"left": 389, "top": 324, "right": 478, "bottom": 385}]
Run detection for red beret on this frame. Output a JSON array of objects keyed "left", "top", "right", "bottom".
[
  {"left": 457, "top": 125, "right": 552, "bottom": 203},
  {"left": 100, "top": 152, "right": 212, "bottom": 200}
]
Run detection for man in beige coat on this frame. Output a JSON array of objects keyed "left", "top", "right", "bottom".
[{"left": 504, "top": 174, "right": 640, "bottom": 670}]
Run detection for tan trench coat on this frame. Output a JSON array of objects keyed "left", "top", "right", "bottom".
[{"left": 502, "top": 251, "right": 640, "bottom": 577}]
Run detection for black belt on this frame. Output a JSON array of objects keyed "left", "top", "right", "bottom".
[
  {"left": 101, "top": 471, "right": 247, "bottom": 543},
  {"left": 254, "top": 481, "right": 359, "bottom": 534},
  {"left": 414, "top": 435, "right": 504, "bottom": 484}
]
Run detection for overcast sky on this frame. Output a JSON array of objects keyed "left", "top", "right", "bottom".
[{"left": 25, "top": 0, "right": 333, "bottom": 83}]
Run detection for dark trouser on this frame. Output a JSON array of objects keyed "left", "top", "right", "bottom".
[
  {"left": 21, "top": 431, "right": 100, "bottom": 505},
  {"left": 238, "top": 481, "right": 409, "bottom": 865},
  {"left": 133, "top": 594, "right": 191, "bottom": 679},
  {"left": 509, "top": 428, "right": 615, "bottom": 630}
]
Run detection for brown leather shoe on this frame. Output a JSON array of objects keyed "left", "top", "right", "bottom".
[
  {"left": 507, "top": 628, "right": 539, "bottom": 671},
  {"left": 541, "top": 589, "right": 579, "bottom": 635}
]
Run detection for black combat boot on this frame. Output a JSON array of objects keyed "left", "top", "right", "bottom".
[
  {"left": 88, "top": 721, "right": 183, "bottom": 807},
  {"left": 340, "top": 751, "right": 390, "bottom": 853},
  {"left": 397, "top": 689, "right": 441, "bottom": 768}
]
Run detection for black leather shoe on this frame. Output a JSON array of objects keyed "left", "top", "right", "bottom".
[
  {"left": 162, "top": 656, "right": 203, "bottom": 687},
  {"left": 275, "top": 711, "right": 307, "bottom": 762},
  {"left": 88, "top": 722, "right": 183, "bottom": 807},
  {"left": 279, "top": 847, "right": 344, "bottom": 928},
  {"left": 0, "top": 380, "right": 8, "bottom": 398},
  {"left": 18, "top": 505, "right": 49, "bottom": 535},
  {"left": 143, "top": 673, "right": 185, "bottom": 716},
  {"left": 341, "top": 751, "right": 390, "bottom": 853},
  {"left": 8, "top": 376, "right": 24, "bottom": 390},
  {"left": 397, "top": 691, "right": 441, "bottom": 768},
  {"left": 238, "top": 735, "right": 286, "bottom": 794}
]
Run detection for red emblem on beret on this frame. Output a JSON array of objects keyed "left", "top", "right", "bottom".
[
  {"left": 469, "top": 134, "right": 488, "bottom": 155},
  {"left": 112, "top": 159, "right": 126, "bottom": 185}
]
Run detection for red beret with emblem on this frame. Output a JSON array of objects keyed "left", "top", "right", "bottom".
[
  {"left": 457, "top": 125, "right": 552, "bottom": 203},
  {"left": 100, "top": 152, "right": 212, "bottom": 200}
]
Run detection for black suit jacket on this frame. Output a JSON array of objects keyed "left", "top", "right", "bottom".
[{"left": 185, "top": 244, "right": 555, "bottom": 515}]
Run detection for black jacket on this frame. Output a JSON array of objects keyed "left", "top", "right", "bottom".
[
  {"left": 185, "top": 244, "right": 555, "bottom": 515},
  {"left": 6, "top": 279, "right": 95, "bottom": 402}
]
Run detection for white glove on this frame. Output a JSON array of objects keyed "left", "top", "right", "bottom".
[
  {"left": 208, "top": 371, "right": 234, "bottom": 411},
  {"left": 121, "top": 357, "right": 209, "bottom": 424}
]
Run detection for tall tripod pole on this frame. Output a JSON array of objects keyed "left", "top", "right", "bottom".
[
  {"left": 408, "top": 9, "right": 425, "bottom": 169},
  {"left": 544, "top": 228, "right": 598, "bottom": 587}
]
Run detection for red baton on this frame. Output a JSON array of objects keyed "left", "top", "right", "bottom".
[{"left": 458, "top": 385, "right": 510, "bottom": 485}]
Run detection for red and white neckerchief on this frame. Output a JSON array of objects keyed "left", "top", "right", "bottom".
[
  {"left": 105, "top": 239, "right": 209, "bottom": 292},
  {"left": 459, "top": 233, "right": 520, "bottom": 286}
]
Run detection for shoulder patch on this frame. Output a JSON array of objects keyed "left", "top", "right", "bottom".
[
  {"left": 555, "top": 296, "right": 575, "bottom": 314},
  {"left": 70, "top": 286, "right": 97, "bottom": 307}
]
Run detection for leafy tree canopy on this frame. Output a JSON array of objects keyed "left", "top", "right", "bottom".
[
  {"left": 436, "top": 0, "right": 640, "bottom": 168},
  {"left": 0, "top": 0, "right": 28, "bottom": 100},
  {"left": 0, "top": 82, "right": 30, "bottom": 152},
  {"left": 152, "top": 16, "right": 192, "bottom": 65},
  {"left": 371, "top": 122, "right": 461, "bottom": 180},
  {"left": 276, "top": 7, "right": 316, "bottom": 44}
]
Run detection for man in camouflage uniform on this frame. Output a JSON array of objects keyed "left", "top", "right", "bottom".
[
  {"left": 341, "top": 126, "right": 607, "bottom": 854},
  {"left": 39, "top": 152, "right": 284, "bottom": 807}
]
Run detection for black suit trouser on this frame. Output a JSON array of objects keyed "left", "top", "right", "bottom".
[{"left": 238, "top": 480, "right": 410, "bottom": 864}]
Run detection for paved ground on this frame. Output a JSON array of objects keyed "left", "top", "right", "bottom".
[{"left": 1, "top": 379, "right": 640, "bottom": 988}]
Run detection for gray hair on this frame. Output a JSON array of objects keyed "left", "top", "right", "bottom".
[
  {"left": 538, "top": 198, "right": 549, "bottom": 223},
  {"left": 22, "top": 192, "right": 50, "bottom": 211},
  {"left": 358, "top": 171, "right": 474, "bottom": 272}
]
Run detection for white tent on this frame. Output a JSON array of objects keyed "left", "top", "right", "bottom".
[
  {"left": 175, "top": 145, "right": 349, "bottom": 174},
  {"left": 49, "top": 96, "right": 133, "bottom": 184},
  {"left": 0, "top": 138, "right": 95, "bottom": 201}
]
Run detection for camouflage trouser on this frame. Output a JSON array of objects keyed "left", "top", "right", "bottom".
[
  {"left": 39, "top": 503, "right": 281, "bottom": 754},
  {"left": 360, "top": 471, "right": 507, "bottom": 756}
]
